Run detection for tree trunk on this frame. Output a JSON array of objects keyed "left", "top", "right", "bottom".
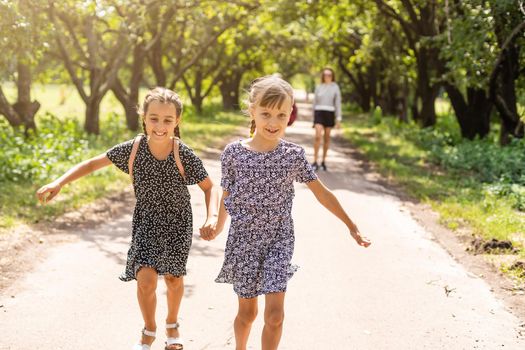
[
  {"left": 337, "top": 56, "right": 372, "bottom": 112},
  {"left": 219, "top": 72, "right": 242, "bottom": 111},
  {"left": 184, "top": 70, "right": 204, "bottom": 113},
  {"left": 13, "top": 61, "right": 39, "bottom": 132},
  {"left": 419, "top": 85, "right": 439, "bottom": 127},
  {"left": 416, "top": 48, "right": 439, "bottom": 127},
  {"left": 445, "top": 84, "right": 492, "bottom": 139},
  {"left": 0, "top": 87, "right": 23, "bottom": 127},
  {"left": 356, "top": 72, "right": 372, "bottom": 112},
  {"left": 493, "top": 44, "right": 522, "bottom": 143},
  {"left": 489, "top": 3, "right": 524, "bottom": 144},
  {"left": 112, "top": 43, "right": 145, "bottom": 131},
  {"left": 0, "top": 62, "right": 40, "bottom": 133},
  {"left": 85, "top": 96, "right": 102, "bottom": 135}
]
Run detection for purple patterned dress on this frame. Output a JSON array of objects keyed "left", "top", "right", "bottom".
[{"left": 215, "top": 139, "right": 317, "bottom": 298}]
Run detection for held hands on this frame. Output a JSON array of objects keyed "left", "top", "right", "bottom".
[
  {"left": 199, "top": 216, "right": 221, "bottom": 241},
  {"left": 36, "top": 181, "right": 62, "bottom": 204}
]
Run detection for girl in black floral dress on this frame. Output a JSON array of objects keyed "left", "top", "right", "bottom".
[
  {"left": 36, "top": 87, "right": 218, "bottom": 350},
  {"left": 208, "top": 76, "right": 371, "bottom": 350}
]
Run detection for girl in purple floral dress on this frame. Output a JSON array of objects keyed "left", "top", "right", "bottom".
[{"left": 206, "top": 76, "right": 371, "bottom": 350}]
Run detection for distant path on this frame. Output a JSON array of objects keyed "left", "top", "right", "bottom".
[{"left": 1, "top": 103, "right": 524, "bottom": 349}]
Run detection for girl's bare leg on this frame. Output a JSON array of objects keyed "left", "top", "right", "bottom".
[
  {"left": 313, "top": 124, "right": 324, "bottom": 164},
  {"left": 322, "top": 126, "right": 333, "bottom": 163},
  {"left": 164, "top": 275, "right": 184, "bottom": 349},
  {"left": 136, "top": 267, "right": 158, "bottom": 345},
  {"left": 262, "top": 292, "right": 286, "bottom": 350},
  {"left": 235, "top": 296, "right": 258, "bottom": 350}
]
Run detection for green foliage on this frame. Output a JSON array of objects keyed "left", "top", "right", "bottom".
[
  {"left": 367, "top": 110, "right": 525, "bottom": 188},
  {"left": 0, "top": 0, "right": 52, "bottom": 77},
  {"left": 437, "top": 0, "right": 498, "bottom": 89},
  {"left": 0, "top": 114, "right": 89, "bottom": 183},
  {"left": 342, "top": 109, "right": 525, "bottom": 255}
]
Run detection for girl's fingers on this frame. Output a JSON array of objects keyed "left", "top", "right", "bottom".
[
  {"left": 360, "top": 238, "right": 371, "bottom": 247},
  {"left": 37, "top": 189, "right": 48, "bottom": 203}
]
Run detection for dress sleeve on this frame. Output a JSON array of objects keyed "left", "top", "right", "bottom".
[
  {"left": 106, "top": 139, "right": 134, "bottom": 174},
  {"left": 295, "top": 147, "right": 317, "bottom": 183},
  {"left": 220, "top": 144, "right": 236, "bottom": 192},
  {"left": 179, "top": 143, "right": 209, "bottom": 185}
]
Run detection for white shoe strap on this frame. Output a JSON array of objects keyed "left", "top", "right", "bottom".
[
  {"left": 166, "top": 322, "right": 180, "bottom": 329},
  {"left": 142, "top": 328, "right": 156, "bottom": 337},
  {"left": 166, "top": 337, "right": 184, "bottom": 346},
  {"left": 133, "top": 344, "right": 151, "bottom": 350}
]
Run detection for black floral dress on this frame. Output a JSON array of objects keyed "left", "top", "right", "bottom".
[
  {"left": 215, "top": 140, "right": 317, "bottom": 298},
  {"left": 106, "top": 136, "right": 208, "bottom": 281}
]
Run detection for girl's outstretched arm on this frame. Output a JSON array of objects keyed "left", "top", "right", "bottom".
[
  {"left": 198, "top": 177, "right": 219, "bottom": 239},
  {"left": 306, "top": 179, "right": 371, "bottom": 247},
  {"left": 36, "top": 153, "right": 112, "bottom": 204}
]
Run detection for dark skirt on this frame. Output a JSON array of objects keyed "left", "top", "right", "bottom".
[{"left": 313, "top": 110, "right": 336, "bottom": 127}]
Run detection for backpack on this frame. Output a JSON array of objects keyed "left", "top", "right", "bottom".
[
  {"left": 288, "top": 102, "right": 298, "bottom": 126},
  {"left": 128, "top": 134, "right": 186, "bottom": 183}
]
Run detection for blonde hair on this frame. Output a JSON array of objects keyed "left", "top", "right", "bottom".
[
  {"left": 245, "top": 75, "right": 294, "bottom": 136},
  {"left": 138, "top": 87, "right": 183, "bottom": 138}
]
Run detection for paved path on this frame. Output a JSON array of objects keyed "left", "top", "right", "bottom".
[{"left": 1, "top": 117, "right": 524, "bottom": 349}]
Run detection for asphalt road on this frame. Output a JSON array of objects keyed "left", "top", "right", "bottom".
[{"left": 1, "top": 118, "right": 524, "bottom": 349}]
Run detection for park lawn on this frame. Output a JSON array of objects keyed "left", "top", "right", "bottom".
[
  {"left": 0, "top": 85, "right": 246, "bottom": 231},
  {"left": 341, "top": 112, "right": 525, "bottom": 285}
]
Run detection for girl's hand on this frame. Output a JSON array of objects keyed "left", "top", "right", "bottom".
[
  {"left": 199, "top": 217, "right": 217, "bottom": 241},
  {"left": 36, "top": 181, "right": 62, "bottom": 204},
  {"left": 350, "top": 226, "right": 371, "bottom": 248}
]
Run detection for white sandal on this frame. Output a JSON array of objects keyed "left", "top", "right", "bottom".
[
  {"left": 133, "top": 328, "right": 156, "bottom": 350},
  {"left": 165, "top": 322, "right": 184, "bottom": 350}
]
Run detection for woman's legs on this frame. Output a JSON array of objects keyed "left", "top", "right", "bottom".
[
  {"left": 235, "top": 296, "right": 258, "bottom": 350},
  {"left": 262, "top": 292, "right": 286, "bottom": 350},
  {"left": 136, "top": 267, "right": 158, "bottom": 345},
  {"left": 313, "top": 124, "right": 324, "bottom": 165},
  {"left": 322, "top": 126, "right": 333, "bottom": 165},
  {"left": 164, "top": 275, "right": 184, "bottom": 349}
]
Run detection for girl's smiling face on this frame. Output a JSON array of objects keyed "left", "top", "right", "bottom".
[
  {"left": 250, "top": 97, "right": 292, "bottom": 141},
  {"left": 143, "top": 100, "right": 180, "bottom": 142}
]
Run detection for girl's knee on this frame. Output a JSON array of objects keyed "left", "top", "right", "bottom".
[
  {"left": 164, "top": 275, "right": 183, "bottom": 290},
  {"left": 264, "top": 309, "right": 284, "bottom": 327},
  {"left": 136, "top": 268, "right": 158, "bottom": 293},
  {"left": 237, "top": 306, "right": 258, "bottom": 324},
  {"left": 137, "top": 279, "right": 157, "bottom": 294}
]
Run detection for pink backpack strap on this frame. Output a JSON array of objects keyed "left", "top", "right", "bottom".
[
  {"left": 173, "top": 137, "right": 186, "bottom": 180},
  {"left": 128, "top": 134, "right": 143, "bottom": 183}
]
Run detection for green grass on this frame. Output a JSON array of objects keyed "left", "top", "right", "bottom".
[
  {"left": 0, "top": 169, "right": 130, "bottom": 227},
  {"left": 0, "top": 85, "right": 246, "bottom": 231},
  {"left": 341, "top": 112, "right": 525, "bottom": 260}
]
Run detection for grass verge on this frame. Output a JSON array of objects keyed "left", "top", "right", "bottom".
[{"left": 341, "top": 111, "right": 525, "bottom": 287}]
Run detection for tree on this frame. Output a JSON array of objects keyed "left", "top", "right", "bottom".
[
  {"left": 175, "top": 1, "right": 260, "bottom": 112},
  {"left": 438, "top": 0, "right": 496, "bottom": 139},
  {"left": 488, "top": 0, "right": 525, "bottom": 143},
  {"left": 48, "top": 1, "right": 130, "bottom": 134},
  {"left": 0, "top": 0, "right": 48, "bottom": 133},
  {"left": 373, "top": 0, "right": 446, "bottom": 127},
  {"left": 110, "top": 0, "right": 178, "bottom": 131}
]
